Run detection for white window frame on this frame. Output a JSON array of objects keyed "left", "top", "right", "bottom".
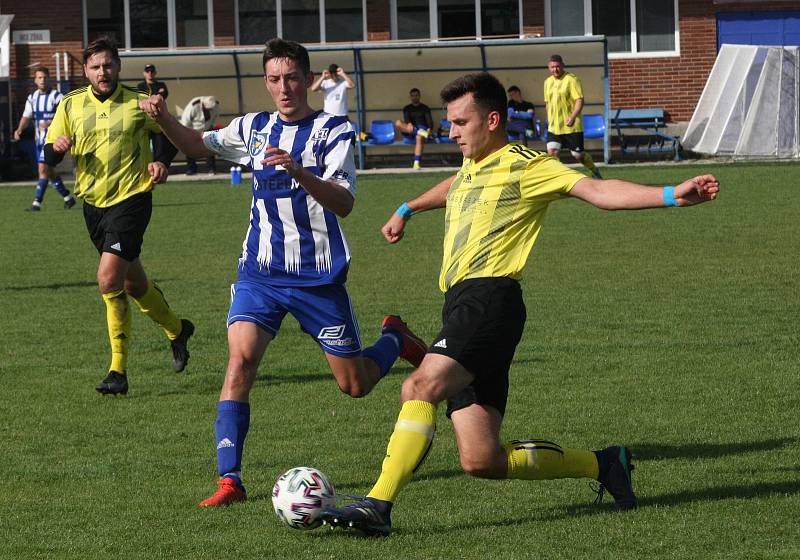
[
  {"left": 234, "top": 0, "right": 366, "bottom": 45},
  {"left": 391, "top": 0, "right": 522, "bottom": 41},
  {"left": 544, "top": 0, "right": 680, "bottom": 59},
  {"left": 82, "top": 0, "right": 214, "bottom": 49}
]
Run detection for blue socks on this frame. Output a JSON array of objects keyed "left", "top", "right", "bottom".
[
  {"left": 362, "top": 333, "right": 401, "bottom": 379},
  {"left": 34, "top": 179, "right": 47, "bottom": 202},
  {"left": 215, "top": 400, "right": 250, "bottom": 482},
  {"left": 52, "top": 176, "right": 70, "bottom": 198}
]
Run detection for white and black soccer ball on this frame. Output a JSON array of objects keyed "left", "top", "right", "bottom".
[{"left": 272, "top": 466, "right": 336, "bottom": 530}]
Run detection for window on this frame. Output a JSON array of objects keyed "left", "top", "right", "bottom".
[
  {"left": 438, "top": 0, "right": 475, "bottom": 39},
  {"left": 176, "top": 0, "right": 209, "bottom": 47},
  {"left": 84, "top": 0, "right": 214, "bottom": 49},
  {"left": 547, "top": 0, "right": 678, "bottom": 56},
  {"left": 86, "top": 0, "right": 125, "bottom": 44},
  {"left": 396, "top": 0, "right": 430, "bottom": 40},
  {"left": 326, "top": 0, "right": 363, "bottom": 42},
  {"left": 238, "top": 0, "right": 277, "bottom": 45},
  {"left": 283, "top": 0, "right": 321, "bottom": 44},
  {"left": 481, "top": 0, "right": 519, "bottom": 37},
  {"left": 130, "top": 0, "right": 168, "bottom": 48}
]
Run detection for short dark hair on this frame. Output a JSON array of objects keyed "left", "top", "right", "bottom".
[
  {"left": 262, "top": 38, "right": 311, "bottom": 76},
  {"left": 507, "top": 85, "right": 520, "bottom": 93},
  {"left": 549, "top": 54, "right": 564, "bottom": 64},
  {"left": 440, "top": 72, "right": 507, "bottom": 126},
  {"left": 32, "top": 66, "right": 49, "bottom": 77},
  {"left": 409, "top": 88, "right": 420, "bottom": 95},
  {"left": 83, "top": 36, "right": 120, "bottom": 64},
  {"left": 328, "top": 63, "right": 339, "bottom": 75}
]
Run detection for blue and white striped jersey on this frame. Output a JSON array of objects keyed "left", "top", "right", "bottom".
[
  {"left": 22, "top": 89, "right": 63, "bottom": 145},
  {"left": 204, "top": 110, "right": 357, "bottom": 287}
]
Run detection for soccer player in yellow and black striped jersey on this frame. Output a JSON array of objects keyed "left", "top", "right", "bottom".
[
  {"left": 44, "top": 36, "right": 193, "bottom": 396},
  {"left": 321, "top": 72, "right": 720, "bottom": 536},
  {"left": 543, "top": 54, "right": 602, "bottom": 179}
]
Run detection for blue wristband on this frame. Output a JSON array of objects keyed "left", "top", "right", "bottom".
[
  {"left": 663, "top": 186, "right": 678, "bottom": 207},
  {"left": 396, "top": 202, "right": 416, "bottom": 219}
]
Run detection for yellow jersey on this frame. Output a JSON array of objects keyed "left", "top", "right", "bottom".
[
  {"left": 46, "top": 83, "right": 161, "bottom": 208},
  {"left": 543, "top": 72, "right": 584, "bottom": 135},
  {"left": 439, "top": 143, "right": 586, "bottom": 292}
]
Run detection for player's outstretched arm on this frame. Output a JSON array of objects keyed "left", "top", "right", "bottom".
[
  {"left": 381, "top": 174, "right": 455, "bottom": 244},
  {"left": 139, "top": 94, "right": 211, "bottom": 158},
  {"left": 569, "top": 175, "right": 719, "bottom": 210}
]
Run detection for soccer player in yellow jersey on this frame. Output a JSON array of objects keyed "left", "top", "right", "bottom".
[
  {"left": 543, "top": 54, "right": 602, "bottom": 179},
  {"left": 44, "top": 36, "right": 193, "bottom": 396},
  {"left": 321, "top": 72, "right": 720, "bottom": 536}
]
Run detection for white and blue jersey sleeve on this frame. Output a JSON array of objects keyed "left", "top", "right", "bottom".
[
  {"left": 204, "top": 110, "right": 357, "bottom": 288},
  {"left": 23, "top": 89, "right": 63, "bottom": 146}
]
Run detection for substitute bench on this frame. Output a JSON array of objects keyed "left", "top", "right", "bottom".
[{"left": 610, "top": 108, "right": 681, "bottom": 161}]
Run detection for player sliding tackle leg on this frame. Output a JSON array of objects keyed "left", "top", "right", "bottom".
[{"left": 320, "top": 71, "right": 719, "bottom": 536}]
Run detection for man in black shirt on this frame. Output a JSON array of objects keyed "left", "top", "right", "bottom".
[
  {"left": 506, "top": 85, "right": 536, "bottom": 142},
  {"left": 137, "top": 64, "right": 169, "bottom": 99},
  {"left": 394, "top": 88, "right": 433, "bottom": 169}
]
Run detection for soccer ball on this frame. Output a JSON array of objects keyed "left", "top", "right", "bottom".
[{"left": 272, "top": 466, "right": 336, "bottom": 530}]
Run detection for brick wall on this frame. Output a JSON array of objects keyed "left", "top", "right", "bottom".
[
  {"left": 213, "top": 0, "right": 236, "bottom": 47},
  {"left": 610, "top": 0, "right": 797, "bottom": 121}
]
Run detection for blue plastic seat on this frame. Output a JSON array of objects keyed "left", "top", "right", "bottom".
[
  {"left": 583, "top": 114, "right": 606, "bottom": 139},
  {"left": 437, "top": 118, "right": 454, "bottom": 143},
  {"left": 367, "top": 120, "right": 396, "bottom": 144}
]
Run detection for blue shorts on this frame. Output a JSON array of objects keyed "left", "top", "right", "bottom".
[
  {"left": 35, "top": 140, "right": 46, "bottom": 164},
  {"left": 227, "top": 281, "right": 363, "bottom": 356}
]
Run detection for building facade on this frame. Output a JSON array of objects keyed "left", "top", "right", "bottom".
[{"left": 3, "top": 0, "right": 799, "bottom": 124}]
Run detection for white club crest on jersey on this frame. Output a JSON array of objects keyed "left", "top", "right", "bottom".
[{"left": 250, "top": 130, "right": 269, "bottom": 157}]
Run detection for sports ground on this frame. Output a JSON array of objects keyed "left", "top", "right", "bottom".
[{"left": 1, "top": 161, "right": 798, "bottom": 559}]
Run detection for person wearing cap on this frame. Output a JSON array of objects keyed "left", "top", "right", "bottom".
[
  {"left": 137, "top": 64, "right": 169, "bottom": 99},
  {"left": 180, "top": 96, "right": 220, "bottom": 175}
]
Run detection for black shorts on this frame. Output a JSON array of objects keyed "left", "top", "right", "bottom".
[
  {"left": 428, "top": 278, "right": 527, "bottom": 418},
  {"left": 548, "top": 131, "right": 585, "bottom": 152},
  {"left": 83, "top": 192, "right": 152, "bottom": 262}
]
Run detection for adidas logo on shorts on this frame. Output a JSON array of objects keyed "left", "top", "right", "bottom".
[{"left": 433, "top": 339, "right": 447, "bottom": 349}]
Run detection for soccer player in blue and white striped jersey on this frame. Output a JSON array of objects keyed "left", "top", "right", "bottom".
[
  {"left": 140, "top": 38, "right": 428, "bottom": 507},
  {"left": 14, "top": 67, "right": 75, "bottom": 211}
]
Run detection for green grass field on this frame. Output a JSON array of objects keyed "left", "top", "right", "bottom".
[{"left": 1, "top": 161, "right": 798, "bottom": 559}]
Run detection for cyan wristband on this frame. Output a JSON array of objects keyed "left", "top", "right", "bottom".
[
  {"left": 396, "top": 202, "right": 416, "bottom": 219},
  {"left": 663, "top": 186, "right": 678, "bottom": 207}
]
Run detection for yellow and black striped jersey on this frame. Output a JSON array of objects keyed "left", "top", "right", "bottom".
[
  {"left": 46, "top": 83, "right": 161, "bottom": 208},
  {"left": 543, "top": 72, "right": 584, "bottom": 135},
  {"left": 439, "top": 143, "right": 586, "bottom": 292}
]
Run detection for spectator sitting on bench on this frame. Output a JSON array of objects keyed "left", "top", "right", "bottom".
[
  {"left": 395, "top": 88, "right": 433, "bottom": 169},
  {"left": 506, "top": 85, "right": 536, "bottom": 140},
  {"left": 543, "top": 54, "right": 602, "bottom": 179}
]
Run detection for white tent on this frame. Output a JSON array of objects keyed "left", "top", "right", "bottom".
[{"left": 683, "top": 44, "right": 800, "bottom": 158}]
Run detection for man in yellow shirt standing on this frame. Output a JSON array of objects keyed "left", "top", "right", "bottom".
[
  {"left": 45, "top": 36, "right": 193, "bottom": 396},
  {"left": 543, "top": 54, "right": 602, "bottom": 179},
  {"left": 320, "top": 71, "right": 720, "bottom": 536}
]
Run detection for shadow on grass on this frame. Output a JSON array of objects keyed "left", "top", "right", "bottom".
[
  {"left": 1, "top": 280, "right": 99, "bottom": 291},
  {"left": 629, "top": 437, "right": 798, "bottom": 461}
]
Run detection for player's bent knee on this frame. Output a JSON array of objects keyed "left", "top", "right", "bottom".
[
  {"left": 570, "top": 149, "right": 584, "bottom": 159},
  {"left": 459, "top": 455, "right": 505, "bottom": 479}
]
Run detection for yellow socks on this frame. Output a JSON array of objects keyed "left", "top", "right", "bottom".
[
  {"left": 368, "top": 400, "right": 437, "bottom": 503},
  {"left": 102, "top": 289, "right": 131, "bottom": 373},
  {"left": 582, "top": 153, "right": 600, "bottom": 176},
  {"left": 504, "top": 440, "right": 599, "bottom": 480},
  {"left": 132, "top": 282, "right": 182, "bottom": 340}
]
